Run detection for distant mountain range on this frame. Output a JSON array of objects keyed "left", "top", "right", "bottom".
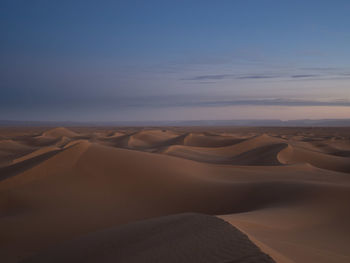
[{"left": 1, "top": 119, "right": 350, "bottom": 127}]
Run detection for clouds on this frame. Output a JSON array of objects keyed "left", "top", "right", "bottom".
[
  {"left": 182, "top": 69, "right": 350, "bottom": 83},
  {"left": 299, "top": 67, "right": 340, "bottom": 71},
  {"left": 192, "top": 98, "right": 350, "bottom": 108},
  {"left": 183, "top": 73, "right": 280, "bottom": 81},
  {"left": 291, "top": 74, "right": 319, "bottom": 78},
  {"left": 236, "top": 75, "right": 277, "bottom": 79},
  {"left": 1, "top": 1, "right": 350, "bottom": 121},
  {"left": 142, "top": 97, "right": 350, "bottom": 108},
  {"left": 183, "top": 74, "right": 234, "bottom": 80}
]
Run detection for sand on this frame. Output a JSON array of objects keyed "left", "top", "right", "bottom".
[
  {"left": 21, "top": 213, "right": 274, "bottom": 263},
  {"left": 0, "top": 126, "right": 349, "bottom": 263}
]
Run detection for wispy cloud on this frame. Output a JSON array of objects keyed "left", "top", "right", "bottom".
[
  {"left": 236, "top": 75, "right": 277, "bottom": 79},
  {"left": 183, "top": 68, "right": 350, "bottom": 82},
  {"left": 183, "top": 74, "right": 234, "bottom": 80},
  {"left": 100, "top": 97, "right": 350, "bottom": 109},
  {"left": 183, "top": 73, "right": 282, "bottom": 81},
  {"left": 291, "top": 74, "right": 319, "bottom": 78},
  {"left": 186, "top": 98, "right": 350, "bottom": 108},
  {"left": 300, "top": 67, "right": 341, "bottom": 71}
]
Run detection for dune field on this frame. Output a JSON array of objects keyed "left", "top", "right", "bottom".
[{"left": 0, "top": 126, "right": 350, "bottom": 263}]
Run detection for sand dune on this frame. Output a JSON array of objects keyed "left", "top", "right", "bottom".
[
  {"left": 22, "top": 213, "right": 274, "bottom": 263},
  {"left": 54, "top": 136, "right": 71, "bottom": 148},
  {"left": 165, "top": 134, "right": 287, "bottom": 165},
  {"left": 183, "top": 132, "right": 246, "bottom": 147},
  {"left": 41, "top": 127, "right": 78, "bottom": 138},
  {"left": 278, "top": 144, "right": 350, "bottom": 173},
  {"left": 11, "top": 146, "right": 60, "bottom": 164},
  {"left": 0, "top": 127, "right": 349, "bottom": 263},
  {"left": 0, "top": 140, "right": 35, "bottom": 167},
  {"left": 105, "top": 131, "right": 125, "bottom": 138},
  {"left": 220, "top": 187, "right": 350, "bottom": 263},
  {"left": 127, "top": 129, "right": 182, "bottom": 149}
]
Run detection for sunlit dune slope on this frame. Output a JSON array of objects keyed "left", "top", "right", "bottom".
[{"left": 41, "top": 127, "right": 78, "bottom": 138}]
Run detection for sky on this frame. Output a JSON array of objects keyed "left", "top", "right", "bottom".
[{"left": 1, "top": 0, "right": 350, "bottom": 121}]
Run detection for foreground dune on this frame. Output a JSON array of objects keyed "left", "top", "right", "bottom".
[
  {"left": 0, "top": 127, "right": 349, "bottom": 263},
  {"left": 21, "top": 213, "right": 274, "bottom": 263}
]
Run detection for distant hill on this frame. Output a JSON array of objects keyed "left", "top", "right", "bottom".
[{"left": 1, "top": 119, "right": 350, "bottom": 127}]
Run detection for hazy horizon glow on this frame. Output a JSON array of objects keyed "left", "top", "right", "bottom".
[{"left": 1, "top": 0, "right": 350, "bottom": 121}]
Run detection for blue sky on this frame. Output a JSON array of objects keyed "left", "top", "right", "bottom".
[{"left": 1, "top": 0, "right": 350, "bottom": 121}]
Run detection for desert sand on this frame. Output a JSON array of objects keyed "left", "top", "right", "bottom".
[{"left": 0, "top": 126, "right": 350, "bottom": 262}]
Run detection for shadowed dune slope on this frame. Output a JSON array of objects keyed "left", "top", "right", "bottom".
[
  {"left": 0, "top": 140, "right": 35, "bottom": 166},
  {"left": 11, "top": 146, "right": 60, "bottom": 164},
  {"left": 183, "top": 132, "right": 247, "bottom": 147},
  {"left": 164, "top": 134, "right": 287, "bottom": 165}
]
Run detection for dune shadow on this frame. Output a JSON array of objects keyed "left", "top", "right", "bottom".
[{"left": 0, "top": 149, "right": 62, "bottom": 181}]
